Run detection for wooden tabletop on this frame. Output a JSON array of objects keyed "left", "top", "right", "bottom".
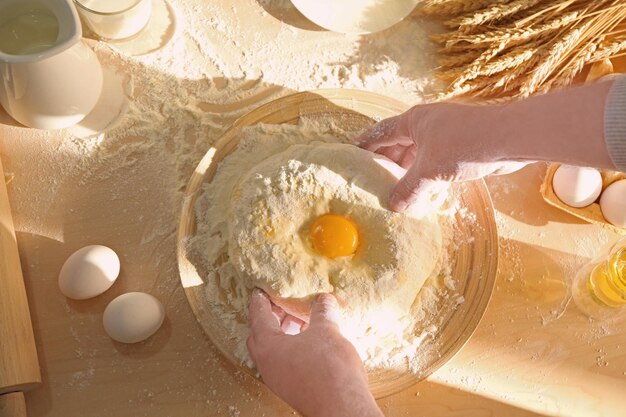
[{"left": 1, "top": 1, "right": 625, "bottom": 416}]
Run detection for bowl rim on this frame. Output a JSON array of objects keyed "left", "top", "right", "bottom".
[{"left": 176, "top": 88, "right": 499, "bottom": 398}]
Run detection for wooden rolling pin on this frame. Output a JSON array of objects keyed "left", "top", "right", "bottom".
[{"left": 0, "top": 156, "right": 41, "bottom": 417}]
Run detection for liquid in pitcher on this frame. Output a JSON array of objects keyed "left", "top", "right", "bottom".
[{"left": 0, "top": 6, "right": 59, "bottom": 55}]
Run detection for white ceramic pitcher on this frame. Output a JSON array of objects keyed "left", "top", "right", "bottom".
[{"left": 0, "top": 0, "right": 103, "bottom": 130}]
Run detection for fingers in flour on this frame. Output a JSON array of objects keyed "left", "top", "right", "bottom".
[
  {"left": 399, "top": 145, "right": 417, "bottom": 169},
  {"left": 356, "top": 115, "right": 412, "bottom": 152},
  {"left": 271, "top": 303, "right": 287, "bottom": 325},
  {"left": 390, "top": 166, "right": 448, "bottom": 214},
  {"left": 309, "top": 293, "right": 340, "bottom": 328},
  {"left": 281, "top": 315, "right": 304, "bottom": 335},
  {"left": 378, "top": 144, "right": 409, "bottom": 163},
  {"left": 248, "top": 288, "right": 281, "bottom": 340}
]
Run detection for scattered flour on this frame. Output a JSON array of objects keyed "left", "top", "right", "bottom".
[
  {"left": 229, "top": 142, "right": 442, "bottom": 330},
  {"left": 0, "top": 0, "right": 453, "bottom": 412},
  {"left": 187, "top": 120, "right": 472, "bottom": 375}
]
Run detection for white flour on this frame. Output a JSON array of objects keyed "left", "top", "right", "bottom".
[
  {"left": 0, "top": 0, "right": 448, "bottom": 412},
  {"left": 187, "top": 121, "right": 466, "bottom": 373}
]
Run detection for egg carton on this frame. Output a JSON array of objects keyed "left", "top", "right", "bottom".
[{"left": 540, "top": 163, "right": 626, "bottom": 234}]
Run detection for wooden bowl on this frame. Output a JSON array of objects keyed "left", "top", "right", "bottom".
[
  {"left": 176, "top": 89, "right": 498, "bottom": 398},
  {"left": 541, "top": 163, "right": 626, "bottom": 234}
]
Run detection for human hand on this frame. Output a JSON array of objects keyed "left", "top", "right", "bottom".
[
  {"left": 247, "top": 289, "right": 384, "bottom": 417},
  {"left": 357, "top": 103, "right": 527, "bottom": 212}
]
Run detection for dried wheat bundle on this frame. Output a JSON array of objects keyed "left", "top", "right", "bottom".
[{"left": 422, "top": 0, "right": 626, "bottom": 100}]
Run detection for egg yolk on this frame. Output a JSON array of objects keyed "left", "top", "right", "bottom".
[{"left": 308, "top": 214, "right": 359, "bottom": 259}]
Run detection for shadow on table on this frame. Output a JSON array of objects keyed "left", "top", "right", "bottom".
[
  {"left": 7, "top": 49, "right": 402, "bottom": 417},
  {"left": 365, "top": 239, "right": 575, "bottom": 416},
  {"left": 428, "top": 239, "right": 625, "bottom": 415},
  {"left": 487, "top": 162, "right": 592, "bottom": 227},
  {"left": 378, "top": 238, "right": 624, "bottom": 416},
  {"left": 382, "top": 378, "right": 551, "bottom": 417},
  {"left": 255, "top": 0, "right": 325, "bottom": 31},
  {"left": 0, "top": 47, "right": 293, "bottom": 415}
]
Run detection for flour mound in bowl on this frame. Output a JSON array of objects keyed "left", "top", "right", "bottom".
[
  {"left": 228, "top": 142, "right": 442, "bottom": 337},
  {"left": 187, "top": 122, "right": 460, "bottom": 370}
]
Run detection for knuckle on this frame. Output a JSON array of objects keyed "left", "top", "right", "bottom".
[
  {"left": 247, "top": 333, "right": 271, "bottom": 362},
  {"left": 246, "top": 336, "right": 258, "bottom": 362},
  {"left": 396, "top": 180, "right": 419, "bottom": 199}
]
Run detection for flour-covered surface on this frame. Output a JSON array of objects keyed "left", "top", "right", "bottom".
[
  {"left": 1, "top": 0, "right": 625, "bottom": 416},
  {"left": 186, "top": 123, "right": 466, "bottom": 381}
]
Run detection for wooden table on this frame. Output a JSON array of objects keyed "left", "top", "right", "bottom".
[{"left": 1, "top": 1, "right": 625, "bottom": 416}]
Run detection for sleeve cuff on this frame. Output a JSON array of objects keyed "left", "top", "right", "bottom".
[{"left": 604, "top": 75, "right": 626, "bottom": 173}]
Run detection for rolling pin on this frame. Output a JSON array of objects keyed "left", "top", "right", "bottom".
[{"left": 0, "top": 156, "right": 41, "bottom": 417}]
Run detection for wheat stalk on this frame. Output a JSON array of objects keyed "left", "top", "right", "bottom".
[
  {"left": 420, "top": 0, "right": 509, "bottom": 17},
  {"left": 437, "top": 50, "right": 484, "bottom": 69},
  {"left": 520, "top": 20, "right": 591, "bottom": 96},
  {"left": 444, "top": 0, "right": 545, "bottom": 29},
  {"left": 438, "top": 10, "right": 579, "bottom": 47},
  {"left": 547, "top": 1, "right": 626, "bottom": 87},
  {"left": 430, "top": 0, "right": 626, "bottom": 100},
  {"left": 437, "top": 76, "right": 496, "bottom": 100},
  {"left": 544, "top": 41, "right": 598, "bottom": 90},
  {"left": 438, "top": 47, "right": 536, "bottom": 89},
  {"left": 510, "top": 0, "right": 579, "bottom": 27},
  {"left": 460, "top": 51, "right": 541, "bottom": 98},
  {"left": 590, "top": 34, "right": 626, "bottom": 62},
  {"left": 448, "top": 41, "right": 508, "bottom": 88}
]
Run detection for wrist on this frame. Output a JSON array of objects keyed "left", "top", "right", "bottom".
[
  {"left": 414, "top": 102, "right": 504, "bottom": 165},
  {"left": 313, "top": 383, "right": 382, "bottom": 417},
  {"left": 484, "top": 80, "right": 616, "bottom": 169}
]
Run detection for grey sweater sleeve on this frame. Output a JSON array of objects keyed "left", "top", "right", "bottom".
[{"left": 605, "top": 75, "right": 626, "bottom": 172}]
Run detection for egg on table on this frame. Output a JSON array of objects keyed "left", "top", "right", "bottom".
[
  {"left": 58, "top": 245, "right": 120, "bottom": 300},
  {"left": 103, "top": 292, "right": 165, "bottom": 343}
]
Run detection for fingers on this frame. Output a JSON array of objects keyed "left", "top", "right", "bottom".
[
  {"left": 356, "top": 115, "right": 413, "bottom": 153},
  {"left": 281, "top": 315, "right": 305, "bottom": 335},
  {"left": 378, "top": 145, "right": 408, "bottom": 163},
  {"left": 490, "top": 161, "right": 528, "bottom": 175},
  {"left": 257, "top": 292, "right": 304, "bottom": 335},
  {"left": 271, "top": 303, "right": 286, "bottom": 325},
  {"left": 399, "top": 146, "right": 417, "bottom": 169},
  {"left": 389, "top": 163, "right": 448, "bottom": 213},
  {"left": 309, "top": 293, "right": 340, "bottom": 328},
  {"left": 248, "top": 288, "right": 282, "bottom": 338}
]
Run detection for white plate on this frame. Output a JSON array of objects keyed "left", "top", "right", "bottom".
[{"left": 290, "top": 0, "right": 420, "bottom": 34}]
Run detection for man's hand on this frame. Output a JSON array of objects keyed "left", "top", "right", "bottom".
[
  {"left": 247, "top": 289, "right": 384, "bottom": 417},
  {"left": 358, "top": 79, "right": 619, "bottom": 213},
  {"left": 357, "top": 103, "right": 526, "bottom": 212}
]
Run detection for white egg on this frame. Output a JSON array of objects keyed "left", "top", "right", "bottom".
[
  {"left": 58, "top": 245, "right": 120, "bottom": 300},
  {"left": 103, "top": 292, "right": 165, "bottom": 343},
  {"left": 600, "top": 179, "right": 626, "bottom": 228},
  {"left": 552, "top": 165, "right": 603, "bottom": 208}
]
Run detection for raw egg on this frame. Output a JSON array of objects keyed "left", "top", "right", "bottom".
[
  {"left": 103, "top": 292, "right": 165, "bottom": 344},
  {"left": 600, "top": 179, "right": 626, "bottom": 228},
  {"left": 58, "top": 245, "right": 120, "bottom": 300},
  {"left": 308, "top": 214, "right": 359, "bottom": 259},
  {"left": 552, "top": 165, "right": 603, "bottom": 208}
]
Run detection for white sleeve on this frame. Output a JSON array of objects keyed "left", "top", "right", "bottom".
[{"left": 604, "top": 75, "right": 626, "bottom": 173}]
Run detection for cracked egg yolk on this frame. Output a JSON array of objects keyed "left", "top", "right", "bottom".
[{"left": 308, "top": 214, "right": 359, "bottom": 259}]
